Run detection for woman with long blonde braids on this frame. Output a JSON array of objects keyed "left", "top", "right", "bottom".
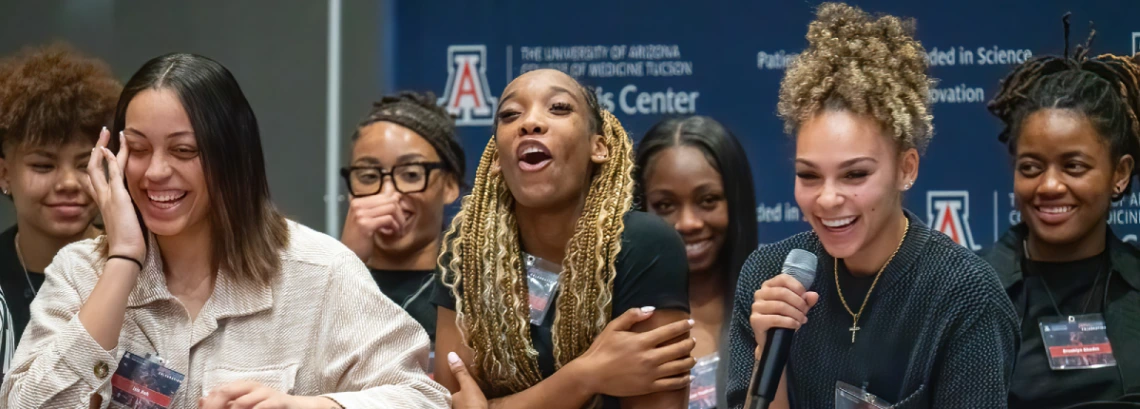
[{"left": 432, "top": 69, "right": 696, "bottom": 408}]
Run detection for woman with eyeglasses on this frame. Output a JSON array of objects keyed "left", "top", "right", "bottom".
[{"left": 340, "top": 91, "right": 465, "bottom": 342}]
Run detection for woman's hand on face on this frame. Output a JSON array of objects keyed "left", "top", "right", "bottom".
[
  {"left": 340, "top": 191, "right": 407, "bottom": 261},
  {"left": 85, "top": 128, "right": 146, "bottom": 263}
]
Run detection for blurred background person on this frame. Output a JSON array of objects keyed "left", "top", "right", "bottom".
[
  {"left": 984, "top": 18, "right": 1140, "bottom": 407},
  {"left": 341, "top": 91, "right": 465, "bottom": 342},
  {"left": 635, "top": 115, "right": 758, "bottom": 409},
  {"left": 0, "top": 43, "right": 119, "bottom": 381}
]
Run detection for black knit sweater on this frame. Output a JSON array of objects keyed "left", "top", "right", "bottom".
[{"left": 725, "top": 211, "right": 1019, "bottom": 409}]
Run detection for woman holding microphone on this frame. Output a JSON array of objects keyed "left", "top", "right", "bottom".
[
  {"left": 724, "top": 3, "right": 1018, "bottom": 408},
  {"left": 0, "top": 53, "right": 448, "bottom": 408}
]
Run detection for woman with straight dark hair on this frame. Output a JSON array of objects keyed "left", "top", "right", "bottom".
[
  {"left": 0, "top": 53, "right": 448, "bottom": 408},
  {"left": 635, "top": 116, "right": 758, "bottom": 409}
]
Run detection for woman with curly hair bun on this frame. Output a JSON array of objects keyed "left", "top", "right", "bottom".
[
  {"left": 0, "top": 44, "right": 120, "bottom": 380},
  {"left": 725, "top": 3, "right": 1018, "bottom": 408}
]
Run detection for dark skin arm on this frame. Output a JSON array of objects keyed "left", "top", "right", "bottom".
[
  {"left": 436, "top": 307, "right": 694, "bottom": 409},
  {"left": 619, "top": 309, "right": 691, "bottom": 409}
]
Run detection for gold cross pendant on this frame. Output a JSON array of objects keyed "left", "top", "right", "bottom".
[{"left": 849, "top": 325, "right": 861, "bottom": 343}]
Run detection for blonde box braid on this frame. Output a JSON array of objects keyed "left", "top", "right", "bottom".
[{"left": 440, "top": 109, "right": 635, "bottom": 398}]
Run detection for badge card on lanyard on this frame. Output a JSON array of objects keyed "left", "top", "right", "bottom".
[
  {"left": 525, "top": 253, "right": 561, "bottom": 326},
  {"left": 834, "top": 381, "right": 891, "bottom": 409},
  {"left": 1039, "top": 313, "right": 1117, "bottom": 370},
  {"left": 110, "top": 352, "right": 186, "bottom": 409}
]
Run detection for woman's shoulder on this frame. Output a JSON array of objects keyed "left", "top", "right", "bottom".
[
  {"left": 620, "top": 211, "right": 680, "bottom": 243},
  {"left": 279, "top": 220, "right": 360, "bottom": 269},
  {"left": 916, "top": 230, "right": 1014, "bottom": 316},
  {"left": 921, "top": 231, "right": 1004, "bottom": 285},
  {"left": 54, "top": 237, "right": 102, "bottom": 267},
  {"left": 735, "top": 231, "right": 822, "bottom": 293},
  {"left": 743, "top": 232, "right": 821, "bottom": 272}
]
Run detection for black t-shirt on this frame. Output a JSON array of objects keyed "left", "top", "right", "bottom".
[
  {"left": 432, "top": 211, "right": 690, "bottom": 407},
  {"left": 833, "top": 260, "right": 907, "bottom": 394},
  {"left": 369, "top": 268, "right": 437, "bottom": 342},
  {"left": 0, "top": 225, "right": 46, "bottom": 376},
  {"left": 1009, "top": 250, "right": 1125, "bottom": 408}
]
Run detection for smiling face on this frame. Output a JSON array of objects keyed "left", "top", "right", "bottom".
[
  {"left": 793, "top": 110, "right": 917, "bottom": 260},
  {"left": 643, "top": 145, "right": 729, "bottom": 276},
  {"left": 1014, "top": 108, "right": 1133, "bottom": 249},
  {"left": 493, "top": 69, "right": 608, "bottom": 211},
  {"left": 351, "top": 121, "right": 459, "bottom": 257},
  {"left": 0, "top": 138, "right": 98, "bottom": 239},
  {"left": 122, "top": 88, "right": 211, "bottom": 238}
]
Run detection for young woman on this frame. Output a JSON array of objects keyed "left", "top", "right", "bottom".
[
  {"left": 724, "top": 3, "right": 1018, "bottom": 408},
  {"left": 0, "top": 53, "right": 448, "bottom": 408},
  {"left": 0, "top": 44, "right": 119, "bottom": 380},
  {"left": 635, "top": 116, "right": 758, "bottom": 409},
  {"left": 341, "top": 91, "right": 465, "bottom": 340},
  {"left": 983, "top": 18, "right": 1140, "bottom": 406},
  {"left": 432, "top": 68, "right": 696, "bottom": 408}
]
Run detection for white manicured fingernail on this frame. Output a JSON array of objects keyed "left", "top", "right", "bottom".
[
  {"left": 687, "top": 319, "right": 695, "bottom": 326},
  {"left": 448, "top": 352, "right": 460, "bottom": 365},
  {"left": 640, "top": 306, "right": 655, "bottom": 313}
]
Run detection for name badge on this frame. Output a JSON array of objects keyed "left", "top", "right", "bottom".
[
  {"left": 525, "top": 253, "right": 561, "bottom": 326},
  {"left": 1039, "top": 313, "right": 1117, "bottom": 370},
  {"left": 688, "top": 353, "right": 719, "bottom": 409},
  {"left": 834, "top": 381, "right": 890, "bottom": 409},
  {"left": 110, "top": 352, "right": 185, "bottom": 409}
]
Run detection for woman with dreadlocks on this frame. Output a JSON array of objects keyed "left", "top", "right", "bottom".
[
  {"left": 725, "top": 3, "right": 1018, "bottom": 408},
  {"left": 981, "top": 15, "right": 1140, "bottom": 406},
  {"left": 431, "top": 68, "right": 696, "bottom": 408}
]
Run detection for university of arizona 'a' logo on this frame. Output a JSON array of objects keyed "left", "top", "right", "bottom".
[
  {"left": 438, "top": 45, "right": 497, "bottom": 126},
  {"left": 927, "top": 191, "right": 981, "bottom": 251}
]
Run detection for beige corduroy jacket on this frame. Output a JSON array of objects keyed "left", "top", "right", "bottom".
[{"left": 0, "top": 221, "right": 450, "bottom": 409}]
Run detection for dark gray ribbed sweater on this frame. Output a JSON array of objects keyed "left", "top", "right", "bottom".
[{"left": 725, "top": 211, "right": 1019, "bottom": 409}]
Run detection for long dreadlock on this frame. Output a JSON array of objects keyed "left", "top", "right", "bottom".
[
  {"left": 439, "top": 93, "right": 635, "bottom": 399},
  {"left": 988, "top": 13, "right": 1140, "bottom": 197}
]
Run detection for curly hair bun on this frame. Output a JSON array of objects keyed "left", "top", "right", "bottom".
[{"left": 777, "top": 2, "right": 934, "bottom": 152}]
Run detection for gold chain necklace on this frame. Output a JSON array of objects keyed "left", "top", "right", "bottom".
[
  {"left": 834, "top": 216, "right": 909, "bottom": 343},
  {"left": 13, "top": 233, "right": 39, "bottom": 297}
]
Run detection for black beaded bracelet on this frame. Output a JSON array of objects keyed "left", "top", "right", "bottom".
[{"left": 108, "top": 255, "right": 144, "bottom": 270}]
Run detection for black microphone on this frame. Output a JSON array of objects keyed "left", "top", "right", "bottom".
[{"left": 749, "top": 249, "right": 818, "bottom": 409}]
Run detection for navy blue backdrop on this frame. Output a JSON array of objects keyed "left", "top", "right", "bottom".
[{"left": 384, "top": 0, "right": 1140, "bottom": 247}]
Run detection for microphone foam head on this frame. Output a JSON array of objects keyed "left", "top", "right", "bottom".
[{"left": 782, "top": 249, "right": 818, "bottom": 289}]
